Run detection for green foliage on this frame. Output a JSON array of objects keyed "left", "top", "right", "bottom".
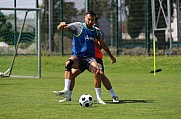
[
  {"left": 152, "top": 0, "right": 176, "bottom": 49},
  {"left": 40, "top": 0, "right": 78, "bottom": 33},
  {"left": 126, "top": 0, "right": 177, "bottom": 48},
  {"left": 127, "top": 17, "right": 143, "bottom": 39},
  {"left": 126, "top": 0, "right": 145, "bottom": 39},
  {"left": 40, "top": 0, "right": 79, "bottom": 47},
  {"left": 0, "top": 11, "right": 14, "bottom": 44},
  {"left": 54, "top": 1, "right": 78, "bottom": 39},
  {"left": 0, "top": 56, "right": 181, "bottom": 119},
  {"left": 89, "top": 0, "right": 114, "bottom": 20}
]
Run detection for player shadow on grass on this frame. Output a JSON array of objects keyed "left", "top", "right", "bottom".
[{"left": 104, "top": 99, "right": 154, "bottom": 104}]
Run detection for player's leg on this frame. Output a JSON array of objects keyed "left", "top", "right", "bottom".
[
  {"left": 53, "top": 56, "right": 79, "bottom": 98},
  {"left": 70, "top": 69, "right": 81, "bottom": 91},
  {"left": 58, "top": 68, "right": 82, "bottom": 102},
  {"left": 97, "top": 59, "right": 119, "bottom": 103},
  {"left": 94, "top": 72, "right": 107, "bottom": 104},
  {"left": 87, "top": 58, "right": 106, "bottom": 104},
  {"left": 101, "top": 74, "right": 119, "bottom": 103},
  {"left": 70, "top": 67, "right": 86, "bottom": 91},
  {"left": 69, "top": 68, "right": 86, "bottom": 99}
]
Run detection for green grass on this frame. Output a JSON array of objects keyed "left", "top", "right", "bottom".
[{"left": 0, "top": 56, "right": 181, "bottom": 119}]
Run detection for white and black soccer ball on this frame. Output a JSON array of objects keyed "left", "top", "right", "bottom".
[{"left": 79, "top": 94, "right": 93, "bottom": 107}]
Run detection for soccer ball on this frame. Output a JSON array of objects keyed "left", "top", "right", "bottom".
[{"left": 79, "top": 94, "right": 93, "bottom": 107}]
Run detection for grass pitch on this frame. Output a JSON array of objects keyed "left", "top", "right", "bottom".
[{"left": 0, "top": 56, "right": 181, "bottom": 119}]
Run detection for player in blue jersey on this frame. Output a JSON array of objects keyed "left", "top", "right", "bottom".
[
  {"left": 56, "top": 16, "right": 119, "bottom": 104},
  {"left": 53, "top": 11, "right": 113, "bottom": 104}
]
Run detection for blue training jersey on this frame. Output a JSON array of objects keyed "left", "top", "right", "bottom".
[{"left": 71, "top": 23, "right": 99, "bottom": 57}]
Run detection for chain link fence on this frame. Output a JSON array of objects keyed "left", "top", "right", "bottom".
[{"left": 0, "top": 0, "right": 181, "bottom": 55}]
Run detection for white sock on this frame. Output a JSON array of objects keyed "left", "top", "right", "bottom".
[
  {"left": 108, "top": 88, "right": 117, "bottom": 97},
  {"left": 64, "top": 79, "right": 71, "bottom": 91},
  {"left": 95, "top": 88, "right": 101, "bottom": 100}
]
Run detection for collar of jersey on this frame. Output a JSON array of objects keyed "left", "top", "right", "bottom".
[{"left": 83, "top": 23, "right": 95, "bottom": 31}]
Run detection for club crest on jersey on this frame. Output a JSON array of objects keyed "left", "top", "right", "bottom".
[{"left": 85, "top": 35, "right": 94, "bottom": 41}]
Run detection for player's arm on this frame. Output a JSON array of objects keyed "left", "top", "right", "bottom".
[
  {"left": 57, "top": 22, "right": 81, "bottom": 36},
  {"left": 94, "top": 40, "right": 102, "bottom": 50},
  {"left": 101, "top": 39, "right": 116, "bottom": 63},
  {"left": 96, "top": 31, "right": 116, "bottom": 63},
  {"left": 57, "top": 22, "right": 68, "bottom": 30}
]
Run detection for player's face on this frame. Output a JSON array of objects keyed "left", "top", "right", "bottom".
[{"left": 85, "top": 14, "right": 95, "bottom": 28}]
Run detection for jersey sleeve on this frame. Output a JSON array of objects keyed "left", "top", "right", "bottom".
[
  {"left": 99, "top": 30, "right": 104, "bottom": 40},
  {"left": 96, "top": 28, "right": 104, "bottom": 41},
  {"left": 67, "top": 22, "right": 82, "bottom": 36}
]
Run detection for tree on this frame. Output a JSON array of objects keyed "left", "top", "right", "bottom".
[
  {"left": 154, "top": 0, "right": 176, "bottom": 49},
  {"left": 40, "top": 0, "right": 78, "bottom": 51},
  {"left": 88, "top": 0, "right": 116, "bottom": 46},
  {"left": 0, "top": 11, "right": 13, "bottom": 45},
  {"left": 54, "top": 1, "right": 78, "bottom": 38},
  {"left": 126, "top": 0, "right": 145, "bottom": 41}
]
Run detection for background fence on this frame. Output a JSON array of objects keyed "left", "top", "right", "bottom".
[{"left": 0, "top": 0, "right": 181, "bottom": 56}]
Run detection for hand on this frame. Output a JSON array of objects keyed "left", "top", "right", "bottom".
[
  {"left": 57, "top": 22, "right": 67, "bottom": 30},
  {"left": 111, "top": 56, "right": 116, "bottom": 64}
]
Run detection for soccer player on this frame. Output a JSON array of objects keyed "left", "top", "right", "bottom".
[
  {"left": 58, "top": 16, "right": 119, "bottom": 104},
  {"left": 53, "top": 11, "right": 114, "bottom": 104}
]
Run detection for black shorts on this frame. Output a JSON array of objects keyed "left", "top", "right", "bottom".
[
  {"left": 78, "top": 58, "right": 104, "bottom": 73},
  {"left": 96, "top": 59, "right": 104, "bottom": 72},
  {"left": 73, "top": 56, "right": 96, "bottom": 73}
]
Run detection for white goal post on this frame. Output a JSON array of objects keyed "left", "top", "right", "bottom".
[{"left": 0, "top": 7, "right": 41, "bottom": 78}]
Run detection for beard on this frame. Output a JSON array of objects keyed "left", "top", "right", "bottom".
[{"left": 85, "top": 23, "right": 93, "bottom": 29}]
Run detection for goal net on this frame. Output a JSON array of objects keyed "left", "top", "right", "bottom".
[{"left": 0, "top": 8, "right": 41, "bottom": 78}]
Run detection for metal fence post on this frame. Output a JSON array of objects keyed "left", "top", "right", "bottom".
[
  {"left": 59, "top": 0, "right": 64, "bottom": 55},
  {"left": 85, "top": 0, "right": 89, "bottom": 13},
  {"left": 14, "top": 0, "right": 17, "bottom": 48},
  {"left": 177, "top": 0, "right": 180, "bottom": 48},
  {"left": 48, "top": 0, "right": 53, "bottom": 52},
  {"left": 115, "top": 0, "right": 119, "bottom": 56},
  {"left": 146, "top": 0, "right": 150, "bottom": 54}
]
